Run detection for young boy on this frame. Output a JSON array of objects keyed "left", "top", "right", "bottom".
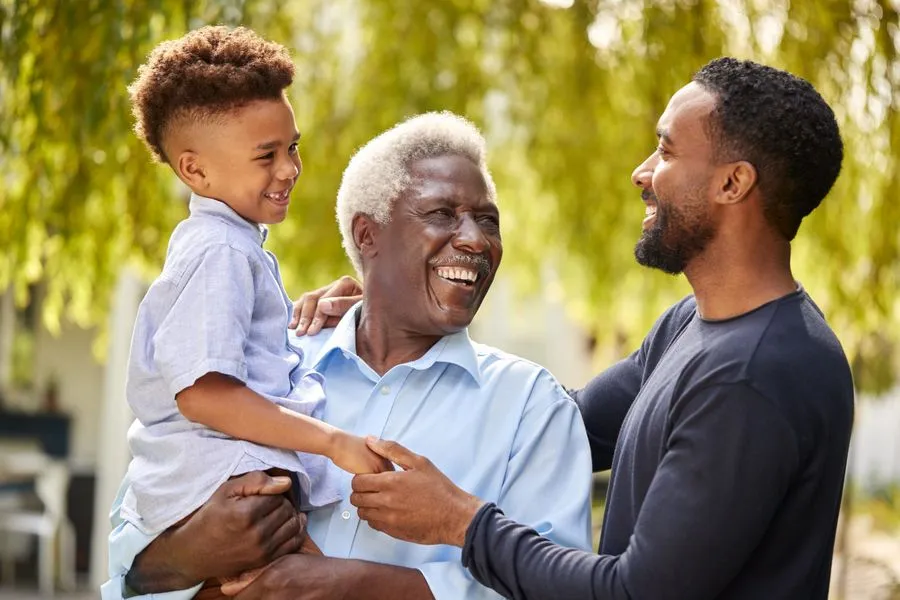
[{"left": 105, "top": 25, "right": 388, "bottom": 598}]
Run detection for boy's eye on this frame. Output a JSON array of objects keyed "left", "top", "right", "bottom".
[
  {"left": 288, "top": 143, "right": 299, "bottom": 154},
  {"left": 257, "top": 152, "right": 275, "bottom": 161}
]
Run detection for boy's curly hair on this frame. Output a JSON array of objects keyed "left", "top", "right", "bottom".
[{"left": 128, "top": 25, "right": 295, "bottom": 163}]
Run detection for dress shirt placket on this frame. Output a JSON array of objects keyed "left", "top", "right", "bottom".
[{"left": 321, "top": 364, "right": 414, "bottom": 557}]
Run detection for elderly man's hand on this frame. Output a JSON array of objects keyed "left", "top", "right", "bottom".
[
  {"left": 350, "top": 438, "right": 485, "bottom": 547},
  {"left": 127, "top": 471, "right": 308, "bottom": 594},
  {"left": 290, "top": 275, "right": 362, "bottom": 335}
]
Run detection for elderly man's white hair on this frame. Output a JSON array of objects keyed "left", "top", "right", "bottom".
[{"left": 336, "top": 111, "right": 497, "bottom": 275}]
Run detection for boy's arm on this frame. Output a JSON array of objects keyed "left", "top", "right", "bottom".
[{"left": 177, "top": 372, "right": 391, "bottom": 475}]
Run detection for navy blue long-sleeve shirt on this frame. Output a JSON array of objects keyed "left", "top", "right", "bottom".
[{"left": 462, "top": 291, "right": 854, "bottom": 599}]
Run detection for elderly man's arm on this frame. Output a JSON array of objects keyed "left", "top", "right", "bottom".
[
  {"left": 232, "top": 555, "right": 433, "bottom": 600},
  {"left": 107, "top": 473, "right": 307, "bottom": 599}
]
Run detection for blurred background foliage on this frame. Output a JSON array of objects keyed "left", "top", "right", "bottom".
[{"left": 1, "top": 0, "right": 898, "bottom": 391}]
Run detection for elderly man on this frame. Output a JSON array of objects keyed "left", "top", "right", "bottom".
[
  {"left": 111, "top": 112, "right": 592, "bottom": 599},
  {"left": 322, "top": 58, "right": 854, "bottom": 600}
]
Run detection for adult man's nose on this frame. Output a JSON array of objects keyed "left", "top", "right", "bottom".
[
  {"left": 453, "top": 214, "right": 489, "bottom": 254},
  {"left": 631, "top": 153, "right": 656, "bottom": 188}
]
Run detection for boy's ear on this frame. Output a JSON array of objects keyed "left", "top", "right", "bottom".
[{"left": 175, "top": 151, "right": 208, "bottom": 189}]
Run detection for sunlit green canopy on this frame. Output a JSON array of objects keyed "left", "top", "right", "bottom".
[{"left": 1, "top": 0, "right": 897, "bottom": 391}]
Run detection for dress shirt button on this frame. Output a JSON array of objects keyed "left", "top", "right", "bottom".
[
  {"left": 380, "top": 385, "right": 391, "bottom": 395},
  {"left": 341, "top": 510, "right": 351, "bottom": 520}
]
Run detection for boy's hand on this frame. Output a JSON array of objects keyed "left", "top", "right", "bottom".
[
  {"left": 290, "top": 276, "right": 363, "bottom": 336},
  {"left": 329, "top": 431, "right": 394, "bottom": 474}
]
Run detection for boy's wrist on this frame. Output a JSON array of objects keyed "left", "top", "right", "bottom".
[{"left": 323, "top": 427, "right": 346, "bottom": 461}]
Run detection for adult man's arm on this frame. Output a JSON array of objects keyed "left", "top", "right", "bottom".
[
  {"left": 360, "top": 383, "right": 799, "bottom": 600},
  {"left": 569, "top": 351, "right": 643, "bottom": 472},
  {"left": 353, "top": 372, "right": 593, "bottom": 599},
  {"left": 571, "top": 296, "right": 697, "bottom": 471}
]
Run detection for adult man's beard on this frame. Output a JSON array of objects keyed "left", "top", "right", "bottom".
[{"left": 634, "top": 200, "right": 715, "bottom": 275}]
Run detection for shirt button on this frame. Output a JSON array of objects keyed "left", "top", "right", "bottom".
[
  {"left": 341, "top": 510, "right": 351, "bottom": 520},
  {"left": 380, "top": 385, "right": 391, "bottom": 395}
]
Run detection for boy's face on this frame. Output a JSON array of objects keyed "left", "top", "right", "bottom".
[{"left": 178, "top": 95, "right": 302, "bottom": 225}]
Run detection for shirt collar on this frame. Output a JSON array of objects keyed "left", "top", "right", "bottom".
[
  {"left": 313, "top": 302, "right": 482, "bottom": 386},
  {"left": 189, "top": 193, "right": 268, "bottom": 245}
]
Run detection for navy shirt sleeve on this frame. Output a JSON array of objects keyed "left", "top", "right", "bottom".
[
  {"left": 571, "top": 296, "right": 697, "bottom": 472},
  {"left": 462, "top": 382, "right": 800, "bottom": 600},
  {"left": 570, "top": 351, "right": 643, "bottom": 472}
]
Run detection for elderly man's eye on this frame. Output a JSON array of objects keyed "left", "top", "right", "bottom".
[
  {"left": 478, "top": 215, "right": 500, "bottom": 231},
  {"left": 429, "top": 209, "right": 455, "bottom": 219}
]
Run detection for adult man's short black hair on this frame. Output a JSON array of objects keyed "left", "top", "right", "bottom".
[{"left": 693, "top": 57, "right": 843, "bottom": 240}]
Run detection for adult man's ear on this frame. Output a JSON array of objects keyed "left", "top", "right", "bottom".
[
  {"left": 716, "top": 160, "right": 757, "bottom": 206},
  {"left": 176, "top": 151, "right": 208, "bottom": 190},
  {"left": 352, "top": 213, "right": 380, "bottom": 262}
]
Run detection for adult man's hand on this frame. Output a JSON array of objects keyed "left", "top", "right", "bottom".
[
  {"left": 127, "top": 471, "right": 308, "bottom": 594},
  {"left": 290, "top": 275, "right": 362, "bottom": 335},
  {"left": 350, "top": 438, "right": 485, "bottom": 547}
]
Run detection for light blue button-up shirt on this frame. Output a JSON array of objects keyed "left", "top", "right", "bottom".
[{"left": 295, "top": 304, "right": 593, "bottom": 600}]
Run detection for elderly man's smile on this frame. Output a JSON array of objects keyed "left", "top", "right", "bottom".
[{"left": 434, "top": 265, "right": 479, "bottom": 286}]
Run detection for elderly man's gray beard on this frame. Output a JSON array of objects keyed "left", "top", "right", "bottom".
[{"left": 428, "top": 253, "right": 492, "bottom": 279}]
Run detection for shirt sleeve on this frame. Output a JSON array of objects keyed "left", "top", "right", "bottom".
[
  {"left": 418, "top": 371, "right": 593, "bottom": 600},
  {"left": 462, "top": 382, "right": 800, "bottom": 600},
  {"left": 571, "top": 350, "right": 643, "bottom": 472},
  {"left": 153, "top": 244, "right": 256, "bottom": 396}
]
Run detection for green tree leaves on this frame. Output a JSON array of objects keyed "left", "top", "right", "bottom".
[{"left": 2, "top": 0, "right": 897, "bottom": 390}]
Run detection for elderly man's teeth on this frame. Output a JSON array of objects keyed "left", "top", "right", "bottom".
[
  {"left": 435, "top": 266, "right": 478, "bottom": 283},
  {"left": 645, "top": 206, "right": 657, "bottom": 217}
]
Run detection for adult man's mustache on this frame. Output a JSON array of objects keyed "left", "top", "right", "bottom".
[{"left": 429, "top": 254, "right": 492, "bottom": 279}]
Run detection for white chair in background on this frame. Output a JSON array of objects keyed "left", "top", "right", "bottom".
[{"left": 0, "top": 451, "right": 76, "bottom": 595}]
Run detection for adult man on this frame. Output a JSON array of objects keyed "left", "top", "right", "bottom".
[
  {"left": 110, "top": 112, "right": 592, "bottom": 599},
  {"left": 336, "top": 58, "right": 854, "bottom": 599}
]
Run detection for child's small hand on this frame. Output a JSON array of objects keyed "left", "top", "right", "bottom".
[{"left": 330, "top": 432, "right": 394, "bottom": 474}]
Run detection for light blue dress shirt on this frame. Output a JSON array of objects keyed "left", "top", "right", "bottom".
[{"left": 296, "top": 304, "right": 593, "bottom": 599}]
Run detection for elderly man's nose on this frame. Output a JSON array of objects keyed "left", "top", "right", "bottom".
[{"left": 453, "top": 214, "right": 489, "bottom": 253}]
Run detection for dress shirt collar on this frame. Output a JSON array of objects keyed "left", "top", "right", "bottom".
[
  {"left": 189, "top": 192, "right": 268, "bottom": 245},
  {"left": 313, "top": 302, "right": 482, "bottom": 386}
]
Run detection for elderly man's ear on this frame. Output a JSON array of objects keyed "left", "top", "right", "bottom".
[{"left": 352, "top": 214, "right": 380, "bottom": 262}]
